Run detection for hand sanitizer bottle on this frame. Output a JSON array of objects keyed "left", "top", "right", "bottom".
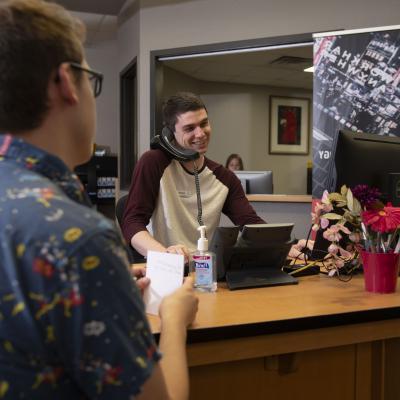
[{"left": 191, "top": 225, "right": 217, "bottom": 292}]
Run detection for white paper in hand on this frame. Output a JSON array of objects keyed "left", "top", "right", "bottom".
[{"left": 144, "top": 251, "right": 184, "bottom": 315}]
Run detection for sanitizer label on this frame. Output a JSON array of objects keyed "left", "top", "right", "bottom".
[{"left": 193, "top": 255, "right": 212, "bottom": 286}]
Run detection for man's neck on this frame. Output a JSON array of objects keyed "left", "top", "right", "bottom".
[
  {"left": 181, "top": 154, "right": 205, "bottom": 172},
  {"left": 12, "top": 114, "right": 79, "bottom": 170}
]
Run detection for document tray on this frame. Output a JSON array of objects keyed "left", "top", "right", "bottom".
[{"left": 226, "top": 267, "right": 298, "bottom": 290}]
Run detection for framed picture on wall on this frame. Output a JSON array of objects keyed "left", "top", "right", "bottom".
[{"left": 269, "top": 96, "right": 310, "bottom": 155}]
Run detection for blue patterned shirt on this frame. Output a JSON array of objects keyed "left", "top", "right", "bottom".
[{"left": 0, "top": 134, "right": 161, "bottom": 399}]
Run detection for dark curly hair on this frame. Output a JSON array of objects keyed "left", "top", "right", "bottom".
[{"left": 162, "top": 92, "right": 207, "bottom": 131}]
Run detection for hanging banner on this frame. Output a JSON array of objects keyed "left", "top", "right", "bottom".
[{"left": 312, "top": 26, "right": 400, "bottom": 198}]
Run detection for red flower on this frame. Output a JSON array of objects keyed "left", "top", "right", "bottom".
[{"left": 362, "top": 206, "right": 400, "bottom": 233}]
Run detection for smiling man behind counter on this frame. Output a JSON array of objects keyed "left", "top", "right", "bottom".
[{"left": 122, "top": 92, "right": 265, "bottom": 261}]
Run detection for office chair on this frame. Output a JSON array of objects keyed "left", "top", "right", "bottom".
[{"left": 115, "top": 194, "right": 146, "bottom": 263}]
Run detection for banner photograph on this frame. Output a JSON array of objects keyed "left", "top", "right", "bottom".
[{"left": 312, "top": 27, "right": 400, "bottom": 198}]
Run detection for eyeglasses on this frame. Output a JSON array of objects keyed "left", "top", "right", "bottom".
[{"left": 69, "top": 62, "right": 103, "bottom": 98}]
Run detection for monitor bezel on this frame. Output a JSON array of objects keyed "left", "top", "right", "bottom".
[{"left": 234, "top": 170, "right": 273, "bottom": 194}]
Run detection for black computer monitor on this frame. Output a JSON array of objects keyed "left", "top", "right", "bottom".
[
  {"left": 327, "top": 129, "right": 400, "bottom": 203},
  {"left": 210, "top": 223, "right": 294, "bottom": 281},
  {"left": 234, "top": 171, "right": 273, "bottom": 194}
]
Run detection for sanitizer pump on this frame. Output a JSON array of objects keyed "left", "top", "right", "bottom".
[{"left": 191, "top": 225, "right": 217, "bottom": 292}]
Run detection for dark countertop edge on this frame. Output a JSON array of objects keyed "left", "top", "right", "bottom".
[{"left": 153, "top": 306, "right": 400, "bottom": 344}]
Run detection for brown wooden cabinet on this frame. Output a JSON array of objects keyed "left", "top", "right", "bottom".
[{"left": 147, "top": 274, "right": 400, "bottom": 400}]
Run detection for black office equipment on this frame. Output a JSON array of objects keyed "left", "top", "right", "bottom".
[
  {"left": 309, "top": 225, "right": 333, "bottom": 261},
  {"left": 150, "top": 126, "right": 199, "bottom": 162},
  {"left": 387, "top": 173, "right": 400, "bottom": 207},
  {"left": 210, "top": 223, "right": 297, "bottom": 290},
  {"left": 327, "top": 129, "right": 400, "bottom": 203},
  {"left": 75, "top": 155, "right": 117, "bottom": 219},
  {"left": 314, "top": 129, "right": 400, "bottom": 261},
  {"left": 234, "top": 171, "right": 273, "bottom": 194},
  {"left": 210, "top": 226, "right": 241, "bottom": 280},
  {"left": 225, "top": 267, "right": 297, "bottom": 290}
]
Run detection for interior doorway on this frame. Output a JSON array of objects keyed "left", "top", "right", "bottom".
[{"left": 120, "top": 58, "right": 138, "bottom": 191}]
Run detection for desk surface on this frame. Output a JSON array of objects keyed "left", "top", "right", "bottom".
[{"left": 147, "top": 274, "right": 400, "bottom": 343}]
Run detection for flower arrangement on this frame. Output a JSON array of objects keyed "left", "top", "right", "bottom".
[{"left": 311, "top": 184, "right": 400, "bottom": 276}]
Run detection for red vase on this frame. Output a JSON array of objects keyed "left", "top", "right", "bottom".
[{"left": 361, "top": 251, "right": 400, "bottom": 293}]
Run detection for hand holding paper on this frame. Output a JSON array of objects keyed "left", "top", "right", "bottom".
[{"left": 144, "top": 251, "right": 185, "bottom": 315}]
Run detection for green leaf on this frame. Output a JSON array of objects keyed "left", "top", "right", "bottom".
[
  {"left": 329, "top": 193, "right": 346, "bottom": 203},
  {"left": 342, "top": 210, "right": 352, "bottom": 219},
  {"left": 340, "top": 185, "right": 348, "bottom": 196},
  {"left": 322, "top": 213, "right": 343, "bottom": 220},
  {"left": 352, "top": 197, "right": 361, "bottom": 214},
  {"left": 347, "top": 189, "right": 354, "bottom": 211}
]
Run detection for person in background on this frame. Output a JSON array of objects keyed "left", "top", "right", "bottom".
[
  {"left": 225, "top": 153, "right": 244, "bottom": 172},
  {"left": 0, "top": 1, "right": 198, "bottom": 399},
  {"left": 122, "top": 92, "right": 265, "bottom": 261}
]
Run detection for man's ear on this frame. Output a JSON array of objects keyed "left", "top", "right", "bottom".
[{"left": 56, "top": 63, "right": 79, "bottom": 105}]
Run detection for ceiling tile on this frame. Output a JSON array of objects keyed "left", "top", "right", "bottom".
[{"left": 163, "top": 45, "right": 313, "bottom": 90}]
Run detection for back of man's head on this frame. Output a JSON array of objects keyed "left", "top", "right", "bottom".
[
  {"left": 162, "top": 92, "right": 207, "bottom": 131},
  {"left": 0, "top": 0, "right": 85, "bottom": 133}
]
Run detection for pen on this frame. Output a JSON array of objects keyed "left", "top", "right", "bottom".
[
  {"left": 377, "top": 232, "right": 382, "bottom": 253},
  {"left": 385, "top": 233, "right": 392, "bottom": 250},
  {"left": 394, "top": 237, "right": 400, "bottom": 254},
  {"left": 360, "top": 223, "right": 371, "bottom": 252},
  {"left": 361, "top": 231, "right": 370, "bottom": 252}
]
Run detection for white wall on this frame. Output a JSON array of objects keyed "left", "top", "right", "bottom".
[
  {"left": 126, "top": 0, "right": 400, "bottom": 153},
  {"left": 162, "top": 66, "right": 200, "bottom": 99},
  {"left": 85, "top": 40, "right": 119, "bottom": 153},
  {"left": 201, "top": 84, "right": 312, "bottom": 194},
  {"left": 117, "top": 6, "right": 144, "bottom": 154},
  {"left": 114, "top": 0, "right": 400, "bottom": 190}
]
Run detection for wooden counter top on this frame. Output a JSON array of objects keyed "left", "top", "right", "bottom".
[
  {"left": 147, "top": 274, "right": 400, "bottom": 343},
  {"left": 246, "top": 194, "right": 312, "bottom": 202}
]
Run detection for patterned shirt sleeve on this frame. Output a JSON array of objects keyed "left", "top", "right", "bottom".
[{"left": 46, "top": 228, "right": 161, "bottom": 398}]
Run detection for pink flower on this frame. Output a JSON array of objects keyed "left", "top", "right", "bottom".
[
  {"left": 337, "top": 224, "right": 351, "bottom": 235},
  {"left": 349, "top": 232, "right": 361, "bottom": 243},
  {"left": 319, "top": 191, "right": 334, "bottom": 213},
  {"left": 328, "top": 243, "right": 339, "bottom": 255},
  {"left": 327, "top": 243, "right": 352, "bottom": 259},
  {"left": 311, "top": 201, "right": 331, "bottom": 231},
  {"left": 311, "top": 191, "right": 334, "bottom": 231},
  {"left": 362, "top": 206, "right": 400, "bottom": 233},
  {"left": 338, "top": 246, "right": 352, "bottom": 258},
  {"left": 323, "top": 225, "right": 343, "bottom": 242}
]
